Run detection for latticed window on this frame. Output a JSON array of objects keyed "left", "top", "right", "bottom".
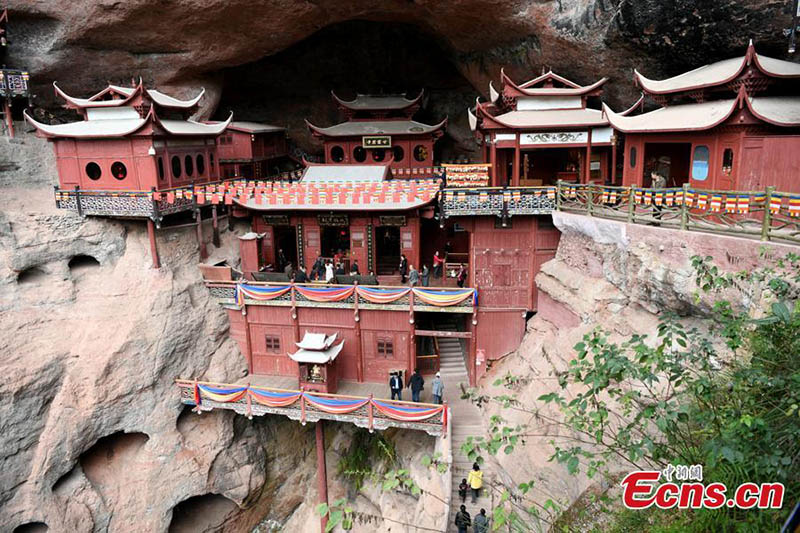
[
  {"left": 265, "top": 335, "right": 281, "bottom": 353},
  {"left": 377, "top": 339, "right": 393, "bottom": 358}
]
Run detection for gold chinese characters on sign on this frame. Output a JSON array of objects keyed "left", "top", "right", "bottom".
[{"left": 362, "top": 135, "right": 391, "bottom": 149}]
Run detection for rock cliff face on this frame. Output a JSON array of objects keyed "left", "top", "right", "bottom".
[
  {"left": 5, "top": 0, "right": 794, "bottom": 155},
  {"left": 474, "top": 212, "right": 798, "bottom": 523},
  {"left": 0, "top": 134, "right": 446, "bottom": 532}
]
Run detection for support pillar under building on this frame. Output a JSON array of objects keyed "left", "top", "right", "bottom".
[
  {"left": 147, "top": 219, "right": 160, "bottom": 269},
  {"left": 316, "top": 420, "right": 329, "bottom": 533}
]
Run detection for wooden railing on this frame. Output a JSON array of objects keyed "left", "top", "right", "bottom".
[
  {"left": 175, "top": 379, "right": 447, "bottom": 436},
  {"left": 439, "top": 185, "right": 556, "bottom": 218},
  {"left": 556, "top": 182, "right": 800, "bottom": 245},
  {"left": 205, "top": 280, "right": 478, "bottom": 313}
]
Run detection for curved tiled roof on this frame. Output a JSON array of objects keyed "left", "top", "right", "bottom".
[
  {"left": 332, "top": 91, "right": 423, "bottom": 111},
  {"left": 489, "top": 108, "right": 608, "bottom": 129},
  {"left": 501, "top": 69, "right": 607, "bottom": 96},
  {"left": 745, "top": 96, "right": 800, "bottom": 126},
  {"left": 602, "top": 99, "right": 739, "bottom": 133},
  {"left": 54, "top": 81, "right": 204, "bottom": 110},
  {"left": 306, "top": 118, "right": 447, "bottom": 137}
]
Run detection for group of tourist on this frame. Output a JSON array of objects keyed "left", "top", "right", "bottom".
[
  {"left": 388, "top": 369, "right": 444, "bottom": 404},
  {"left": 455, "top": 463, "right": 488, "bottom": 532},
  {"left": 399, "top": 245, "right": 467, "bottom": 288}
]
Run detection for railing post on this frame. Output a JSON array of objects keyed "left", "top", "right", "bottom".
[
  {"left": 555, "top": 180, "right": 562, "bottom": 211},
  {"left": 74, "top": 186, "right": 83, "bottom": 218},
  {"left": 368, "top": 394, "right": 374, "bottom": 433},
  {"left": 680, "top": 183, "right": 690, "bottom": 231},
  {"left": 761, "top": 186, "right": 774, "bottom": 241},
  {"left": 627, "top": 186, "right": 635, "bottom": 223},
  {"left": 586, "top": 184, "right": 594, "bottom": 217}
]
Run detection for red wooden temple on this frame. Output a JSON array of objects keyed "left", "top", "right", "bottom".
[
  {"left": 214, "top": 121, "right": 293, "bottom": 180},
  {"left": 306, "top": 91, "right": 447, "bottom": 178},
  {"left": 469, "top": 69, "right": 619, "bottom": 186},
  {"left": 605, "top": 41, "right": 800, "bottom": 192}
]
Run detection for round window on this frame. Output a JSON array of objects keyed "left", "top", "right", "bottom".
[
  {"left": 372, "top": 148, "right": 386, "bottom": 162},
  {"left": 353, "top": 146, "right": 367, "bottom": 163},
  {"left": 85, "top": 162, "right": 102, "bottom": 181},
  {"left": 111, "top": 161, "right": 127, "bottom": 180},
  {"left": 171, "top": 156, "right": 182, "bottom": 178},
  {"left": 196, "top": 154, "right": 205, "bottom": 175},
  {"left": 184, "top": 155, "right": 194, "bottom": 176},
  {"left": 413, "top": 145, "right": 428, "bottom": 162},
  {"left": 330, "top": 146, "right": 345, "bottom": 163},
  {"left": 392, "top": 146, "right": 405, "bottom": 162},
  {"left": 157, "top": 157, "right": 165, "bottom": 181}
]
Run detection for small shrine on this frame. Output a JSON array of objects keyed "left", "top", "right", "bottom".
[
  {"left": 306, "top": 91, "right": 447, "bottom": 178},
  {"left": 289, "top": 332, "right": 344, "bottom": 393}
]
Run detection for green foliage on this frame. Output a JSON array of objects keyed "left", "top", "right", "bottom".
[
  {"left": 336, "top": 429, "right": 396, "bottom": 491},
  {"left": 316, "top": 498, "right": 354, "bottom": 532}
]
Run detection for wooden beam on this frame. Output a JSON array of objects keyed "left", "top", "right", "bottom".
[
  {"left": 315, "top": 420, "right": 328, "bottom": 533},
  {"left": 414, "top": 329, "right": 472, "bottom": 339},
  {"left": 147, "top": 219, "right": 160, "bottom": 269}
]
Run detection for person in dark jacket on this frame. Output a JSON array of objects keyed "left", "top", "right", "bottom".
[
  {"left": 389, "top": 371, "right": 403, "bottom": 400},
  {"left": 399, "top": 254, "right": 409, "bottom": 283},
  {"left": 454, "top": 505, "right": 471, "bottom": 533},
  {"left": 277, "top": 249, "right": 287, "bottom": 272},
  {"left": 473, "top": 508, "right": 489, "bottom": 533},
  {"left": 458, "top": 478, "right": 468, "bottom": 503},
  {"left": 350, "top": 260, "right": 360, "bottom": 275},
  {"left": 420, "top": 264, "right": 430, "bottom": 287},
  {"left": 293, "top": 266, "right": 308, "bottom": 283},
  {"left": 312, "top": 256, "right": 324, "bottom": 280},
  {"left": 408, "top": 368, "right": 424, "bottom": 402},
  {"left": 335, "top": 262, "right": 346, "bottom": 275}
]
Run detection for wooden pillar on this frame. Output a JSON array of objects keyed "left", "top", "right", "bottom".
[
  {"left": 489, "top": 138, "right": 497, "bottom": 186},
  {"left": 195, "top": 209, "right": 208, "bottom": 259},
  {"left": 243, "top": 308, "right": 254, "bottom": 375},
  {"left": 408, "top": 291, "right": 415, "bottom": 376},
  {"left": 147, "top": 219, "right": 161, "bottom": 269},
  {"left": 610, "top": 135, "right": 618, "bottom": 185},
  {"left": 584, "top": 128, "right": 593, "bottom": 184},
  {"left": 315, "top": 420, "right": 329, "bottom": 533},
  {"left": 512, "top": 135, "right": 521, "bottom": 187},
  {"left": 354, "top": 285, "right": 364, "bottom": 383},
  {"left": 212, "top": 205, "right": 221, "bottom": 248},
  {"left": 469, "top": 313, "right": 478, "bottom": 387},
  {"left": 3, "top": 99, "right": 14, "bottom": 139}
]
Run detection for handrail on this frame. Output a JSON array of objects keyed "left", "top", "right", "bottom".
[{"left": 204, "top": 279, "right": 472, "bottom": 292}]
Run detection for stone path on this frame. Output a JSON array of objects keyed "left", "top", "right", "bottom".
[{"left": 436, "top": 324, "right": 493, "bottom": 532}]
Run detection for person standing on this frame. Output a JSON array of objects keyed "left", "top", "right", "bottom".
[
  {"left": 420, "top": 264, "right": 430, "bottom": 287},
  {"left": 408, "top": 368, "right": 424, "bottom": 402},
  {"left": 433, "top": 251, "right": 444, "bottom": 279},
  {"left": 650, "top": 169, "right": 667, "bottom": 224},
  {"left": 312, "top": 255, "right": 324, "bottom": 281},
  {"left": 431, "top": 371, "right": 443, "bottom": 404},
  {"left": 399, "top": 254, "right": 409, "bottom": 283},
  {"left": 283, "top": 261, "right": 293, "bottom": 279},
  {"left": 350, "top": 260, "right": 360, "bottom": 275},
  {"left": 456, "top": 264, "right": 467, "bottom": 288},
  {"left": 458, "top": 478, "right": 469, "bottom": 504},
  {"left": 408, "top": 264, "right": 419, "bottom": 287},
  {"left": 293, "top": 265, "right": 308, "bottom": 283},
  {"left": 454, "top": 505, "right": 471, "bottom": 533},
  {"left": 467, "top": 463, "right": 483, "bottom": 504},
  {"left": 473, "top": 509, "right": 489, "bottom": 533},
  {"left": 335, "top": 262, "right": 345, "bottom": 276},
  {"left": 277, "top": 248, "right": 287, "bottom": 272},
  {"left": 324, "top": 261, "right": 334, "bottom": 283},
  {"left": 389, "top": 371, "right": 403, "bottom": 401}
]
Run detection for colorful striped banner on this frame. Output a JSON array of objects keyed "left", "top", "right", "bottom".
[
  {"left": 411, "top": 288, "right": 475, "bottom": 307},
  {"left": 248, "top": 388, "right": 302, "bottom": 407},
  {"left": 303, "top": 393, "right": 370, "bottom": 414},
  {"left": 236, "top": 284, "right": 292, "bottom": 306},
  {"left": 371, "top": 399, "right": 444, "bottom": 421},
  {"left": 198, "top": 384, "right": 247, "bottom": 403},
  {"left": 356, "top": 286, "right": 411, "bottom": 304},
  {"left": 294, "top": 285, "right": 355, "bottom": 302}
]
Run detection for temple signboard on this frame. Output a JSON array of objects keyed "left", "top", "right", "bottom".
[
  {"left": 519, "top": 128, "right": 613, "bottom": 146},
  {"left": 263, "top": 215, "right": 290, "bottom": 226},
  {"left": 378, "top": 215, "right": 406, "bottom": 226},
  {"left": 362, "top": 135, "right": 391, "bottom": 148},
  {"left": 0, "top": 69, "right": 29, "bottom": 98},
  {"left": 318, "top": 214, "right": 349, "bottom": 226}
]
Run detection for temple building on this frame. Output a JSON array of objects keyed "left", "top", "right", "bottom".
[
  {"left": 604, "top": 41, "right": 800, "bottom": 192},
  {"left": 306, "top": 91, "right": 447, "bottom": 178},
  {"left": 214, "top": 121, "right": 294, "bottom": 180},
  {"left": 0, "top": 9, "right": 31, "bottom": 138},
  {"left": 469, "top": 69, "right": 620, "bottom": 186}
]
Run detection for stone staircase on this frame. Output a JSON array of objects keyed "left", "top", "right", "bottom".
[{"left": 434, "top": 320, "right": 493, "bottom": 532}]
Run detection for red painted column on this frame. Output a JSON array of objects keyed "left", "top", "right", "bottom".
[
  {"left": 316, "top": 420, "right": 329, "bottom": 533},
  {"left": 147, "top": 219, "right": 161, "bottom": 269},
  {"left": 3, "top": 99, "right": 14, "bottom": 139},
  {"left": 212, "top": 205, "right": 221, "bottom": 248},
  {"left": 610, "top": 136, "right": 618, "bottom": 185},
  {"left": 584, "top": 128, "right": 593, "bottom": 184},
  {"left": 512, "top": 135, "right": 520, "bottom": 186},
  {"left": 489, "top": 138, "right": 497, "bottom": 186}
]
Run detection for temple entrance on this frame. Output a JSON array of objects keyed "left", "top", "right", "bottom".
[
  {"left": 420, "top": 218, "right": 468, "bottom": 286},
  {"left": 273, "top": 226, "right": 298, "bottom": 270},
  {"left": 414, "top": 312, "right": 468, "bottom": 375},
  {"left": 321, "top": 226, "right": 350, "bottom": 267},
  {"left": 643, "top": 143, "right": 691, "bottom": 187},
  {"left": 520, "top": 148, "right": 581, "bottom": 186},
  {"left": 375, "top": 226, "right": 401, "bottom": 275}
]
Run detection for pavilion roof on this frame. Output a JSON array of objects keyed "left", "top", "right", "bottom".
[
  {"left": 332, "top": 91, "right": 424, "bottom": 111},
  {"left": 499, "top": 69, "right": 608, "bottom": 97},
  {"left": 24, "top": 107, "right": 232, "bottom": 139},
  {"left": 289, "top": 340, "right": 344, "bottom": 364},
  {"left": 232, "top": 177, "right": 440, "bottom": 212},
  {"left": 53, "top": 81, "right": 205, "bottom": 110},
  {"left": 224, "top": 121, "right": 285, "bottom": 134},
  {"left": 476, "top": 104, "right": 608, "bottom": 130},
  {"left": 296, "top": 332, "right": 338, "bottom": 351},
  {"left": 602, "top": 93, "right": 800, "bottom": 133},
  {"left": 634, "top": 41, "right": 800, "bottom": 95},
  {"left": 306, "top": 118, "right": 447, "bottom": 138},
  {"left": 302, "top": 163, "right": 390, "bottom": 183}
]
